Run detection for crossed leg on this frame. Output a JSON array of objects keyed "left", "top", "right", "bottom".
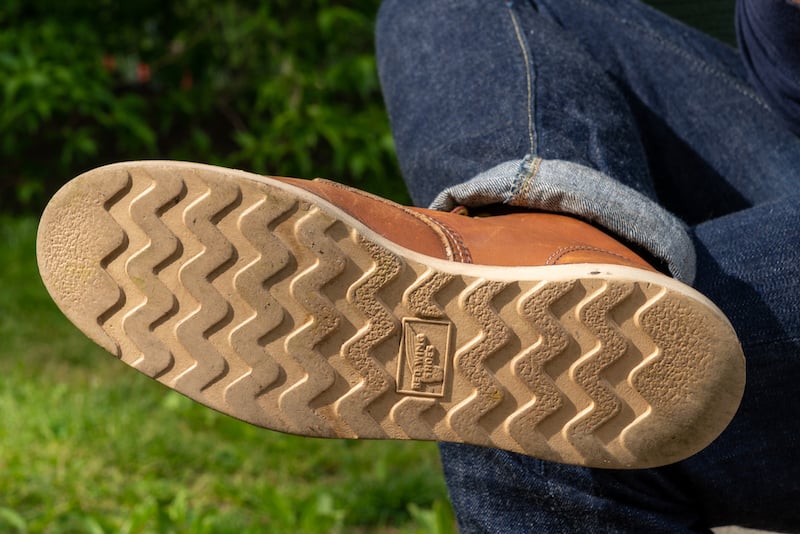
[{"left": 376, "top": 0, "right": 800, "bottom": 530}]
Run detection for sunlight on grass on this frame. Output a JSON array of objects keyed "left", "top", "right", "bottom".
[{"left": 0, "top": 216, "right": 456, "bottom": 533}]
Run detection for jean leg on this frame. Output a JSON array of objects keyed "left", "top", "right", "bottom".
[
  {"left": 376, "top": 0, "right": 696, "bottom": 282},
  {"left": 533, "top": 0, "right": 800, "bottom": 223},
  {"left": 440, "top": 443, "right": 707, "bottom": 533},
  {"left": 675, "top": 194, "right": 800, "bottom": 531}
]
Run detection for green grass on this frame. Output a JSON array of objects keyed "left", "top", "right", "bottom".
[{"left": 0, "top": 216, "right": 456, "bottom": 534}]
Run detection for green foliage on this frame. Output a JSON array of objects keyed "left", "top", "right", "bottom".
[
  {"left": 0, "top": 0, "right": 406, "bottom": 213},
  {"left": 0, "top": 216, "right": 455, "bottom": 533}
]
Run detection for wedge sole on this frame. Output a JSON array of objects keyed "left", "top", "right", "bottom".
[{"left": 36, "top": 161, "right": 745, "bottom": 469}]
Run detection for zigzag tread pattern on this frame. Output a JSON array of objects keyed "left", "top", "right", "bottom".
[
  {"left": 505, "top": 280, "right": 576, "bottom": 454},
  {"left": 152, "top": 176, "right": 302, "bottom": 430},
  {"left": 434, "top": 278, "right": 665, "bottom": 463},
  {"left": 40, "top": 162, "right": 743, "bottom": 469},
  {"left": 170, "top": 178, "right": 242, "bottom": 395},
  {"left": 121, "top": 171, "right": 186, "bottom": 377},
  {"left": 564, "top": 281, "right": 634, "bottom": 451},
  {"left": 93, "top": 171, "right": 134, "bottom": 356},
  {"left": 222, "top": 192, "right": 296, "bottom": 429},
  {"left": 446, "top": 280, "right": 512, "bottom": 445},
  {"left": 404, "top": 270, "right": 455, "bottom": 319},
  {"left": 277, "top": 206, "right": 347, "bottom": 437},
  {"left": 97, "top": 176, "right": 676, "bottom": 459},
  {"left": 333, "top": 235, "right": 402, "bottom": 438},
  {"left": 386, "top": 269, "right": 456, "bottom": 440}
]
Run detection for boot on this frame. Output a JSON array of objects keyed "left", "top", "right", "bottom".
[{"left": 36, "top": 161, "right": 744, "bottom": 469}]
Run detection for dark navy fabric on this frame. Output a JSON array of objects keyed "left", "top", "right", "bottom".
[{"left": 737, "top": 0, "right": 800, "bottom": 134}]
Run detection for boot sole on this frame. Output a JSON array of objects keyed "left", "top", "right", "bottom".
[{"left": 37, "top": 161, "right": 745, "bottom": 469}]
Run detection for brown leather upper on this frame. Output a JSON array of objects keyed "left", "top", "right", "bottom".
[
  {"left": 277, "top": 177, "right": 456, "bottom": 259},
  {"left": 275, "top": 176, "right": 657, "bottom": 273},
  {"left": 419, "top": 209, "right": 656, "bottom": 271}
]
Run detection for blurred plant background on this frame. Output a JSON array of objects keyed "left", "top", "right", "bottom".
[
  {"left": 0, "top": 0, "right": 407, "bottom": 215},
  {"left": 0, "top": 0, "right": 734, "bottom": 214}
]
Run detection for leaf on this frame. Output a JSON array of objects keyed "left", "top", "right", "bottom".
[{"left": 0, "top": 507, "right": 27, "bottom": 534}]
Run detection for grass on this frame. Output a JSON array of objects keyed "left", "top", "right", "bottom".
[{"left": 0, "top": 216, "right": 456, "bottom": 534}]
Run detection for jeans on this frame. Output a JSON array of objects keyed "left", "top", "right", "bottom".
[{"left": 375, "top": 0, "right": 800, "bottom": 532}]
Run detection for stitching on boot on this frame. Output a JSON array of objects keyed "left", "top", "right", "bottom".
[
  {"left": 313, "top": 178, "right": 457, "bottom": 260},
  {"left": 546, "top": 245, "right": 634, "bottom": 266},
  {"left": 418, "top": 214, "right": 473, "bottom": 264}
]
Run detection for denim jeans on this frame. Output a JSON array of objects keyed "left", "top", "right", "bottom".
[{"left": 376, "top": 0, "right": 800, "bottom": 532}]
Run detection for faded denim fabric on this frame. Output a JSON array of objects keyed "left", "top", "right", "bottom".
[
  {"left": 429, "top": 156, "right": 694, "bottom": 281},
  {"left": 377, "top": 0, "right": 800, "bottom": 532}
]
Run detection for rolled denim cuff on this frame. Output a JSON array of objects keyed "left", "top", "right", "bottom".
[{"left": 429, "top": 156, "right": 696, "bottom": 284}]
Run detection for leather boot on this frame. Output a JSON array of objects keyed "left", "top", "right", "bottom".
[{"left": 36, "top": 161, "right": 744, "bottom": 469}]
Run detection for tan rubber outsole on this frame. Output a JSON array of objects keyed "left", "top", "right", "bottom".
[{"left": 36, "top": 161, "right": 745, "bottom": 469}]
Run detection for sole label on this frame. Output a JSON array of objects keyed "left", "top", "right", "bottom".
[{"left": 397, "top": 318, "right": 451, "bottom": 397}]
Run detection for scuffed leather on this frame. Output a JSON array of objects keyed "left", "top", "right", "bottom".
[{"left": 275, "top": 177, "right": 657, "bottom": 273}]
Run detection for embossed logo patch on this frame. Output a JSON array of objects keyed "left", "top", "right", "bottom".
[{"left": 397, "top": 319, "right": 451, "bottom": 397}]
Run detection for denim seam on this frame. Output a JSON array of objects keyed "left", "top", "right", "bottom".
[
  {"left": 517, "top": 156, "right": 543, "bottom": 199},
  {"left": 505, "top": 2, "right": 539, "bottom": 203},
  {"left": 409, "top": 3, "right": 538, "bottom": 168},
  {"left": 574, "top": 0, "right": 770, "bottom": 111},
  {"left": 506, "top": 4, "right": 536, "bottom": 155},
  {"left": 506, "top": 155, "right": 540, "bottom": 203}
]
